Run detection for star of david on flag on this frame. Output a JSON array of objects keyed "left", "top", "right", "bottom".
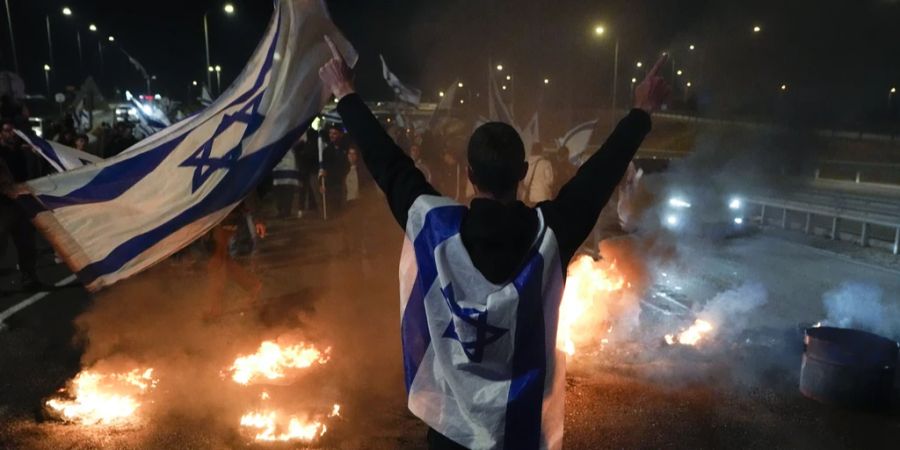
[{"left": 14, "top": 0, "right": 357, "bottom": 291}]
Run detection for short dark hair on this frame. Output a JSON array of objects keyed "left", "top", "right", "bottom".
[{"left": 467, "top": 122, "right": 526, "bottom": 197}]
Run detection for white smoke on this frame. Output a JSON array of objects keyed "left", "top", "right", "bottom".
[
  {"left": 822, "top": 282, "right": 900, "bottom": 340},
  {"left": 697, "top": 282, "right": 768, "bottom": 339}
]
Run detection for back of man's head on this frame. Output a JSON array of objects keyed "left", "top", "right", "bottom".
[{"left": 467, "top": 122, "right": 526, "bottom": 198}]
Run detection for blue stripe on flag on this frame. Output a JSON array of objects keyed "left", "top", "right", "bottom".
[
  {"left": 76, "top": 121, "right": 310, "bottom": 285},
  {"left": 504, "top": 249, "right": 549, "bottom": 450},
  {"left": 28, "top": 134, "right": 66, "bottom": 171},
  {"left": 403, "top": 204, "right": 467, "bottom": 392}
]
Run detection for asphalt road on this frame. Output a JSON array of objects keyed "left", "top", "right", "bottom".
[{"left": 1, "top": 208, "right": 899, "bottom": 449}]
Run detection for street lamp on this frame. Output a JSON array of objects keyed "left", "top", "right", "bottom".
[
  {"left": 592, "top": 23, "right": 621, "bottom": 121},
  {"left": 501, "top": 85, "right": 508, "bottom": 91},
  {"left": 192, "top": 80, "right": 198, "bottom": 86},
  {"left": 61, "top": 7, "right": 84, "bottom": 75},
  {"left": 204, "top": 3, "right": 237, "bottom": 91},
  {"left": 108, "top": 35, "right": 115, "bottom": 42},
  {"left": 781, "top": 84, "right": 788, "bottom": 92},
  {"left": 43, "top": 64, "right": 51, "bottom": 95},
  {"left": 4, "top": 0, "right": 19, "bottom": 73},
  {"left": 677, "top": 69, "right": 683, "bottom": 76},
  {"left": 544, "top": 78, "right": 550, "bottom": 85},
  {"left": 89, "top": 24, "right": 97, "bottom": 32},
  {"left": 689, "top": 44, "right": 696, "bottom": 51},
  {"left": 505, "top": 75, "right": 511, "bottom": 81},
  {"left": 496, "top": 64, "right": 503, "bottom": 72},
  {"left": 62, "top": 7, "right": 72, "bottom": 16},
  {"left": 439, "top": 91, "right": 445, "bottom": 97},
  {"left": 214, "top": 65, "right": 223, "bottom": 94},
  {"left": 753, "top": 25, "right": 762, "bottom": 33},
  {"left": 458, "top": 82, "right": 464, "bottom": 88},
  {"left": 636, "top": 61, "right": 643, "bottom": 68}
]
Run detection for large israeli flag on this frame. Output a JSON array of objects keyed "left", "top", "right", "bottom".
[
  {"left": 400, "top": 195, "right": 566, "bottom": 450},
  {"left": 15, "top": 0, "right": 356, "bottom": 291},
  {"left": 15, "top": 130, "right": 102, "bottom": 172}
]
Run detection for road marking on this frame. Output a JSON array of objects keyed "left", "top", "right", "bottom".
[{"left": 0, "top": 275, "right": 78, "bottom": 330}]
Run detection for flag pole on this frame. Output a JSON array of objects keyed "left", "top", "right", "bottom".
[{"left": 318, "top": 134, "right": 328, "bottom": 221}]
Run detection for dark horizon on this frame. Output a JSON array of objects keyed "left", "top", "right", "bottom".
[{"left": 1, "top": 0, "right": 899, "bottom": 130}]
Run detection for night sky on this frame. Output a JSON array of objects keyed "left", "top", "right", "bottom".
[{"left": 2, "top": 0, "right": 899, "bottom": 129}]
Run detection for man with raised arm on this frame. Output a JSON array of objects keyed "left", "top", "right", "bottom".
[{"left": 319, "top": 38, "right": 670, "bottom": 450}]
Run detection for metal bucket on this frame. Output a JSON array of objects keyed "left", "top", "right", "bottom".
[{"left": 800, "top": 326, "right": 899, "bottom": 411}]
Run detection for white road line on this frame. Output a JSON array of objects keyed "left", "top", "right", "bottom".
[{"left": 0, "top": 275, "right": 78, "bottom": 329}]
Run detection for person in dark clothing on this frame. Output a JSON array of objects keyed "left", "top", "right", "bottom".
[
  {"left": 1, "top": 122, "right": 49, "bottom": 290},
  {"left": 319, "top": 126, "right": 351, "bottom": 218},
  {"left": 341, "top": 146, "right": 376, "bottom": 254},
  {"left": 320, "top": 39, "right": 669, "bottom": 450},
  {"left": 296, "top": 128, "right": 321, "bottom": 216}
]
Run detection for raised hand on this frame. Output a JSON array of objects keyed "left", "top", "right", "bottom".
[
  {"left": 634, "top": 54, "right": 672, "bottom": 114},
  {"left": 319, "top": 35, "right": 355, "bottom": 101}
]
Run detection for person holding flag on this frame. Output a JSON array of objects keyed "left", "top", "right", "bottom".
[{"left": 320, "top": 39, "right": 671, "bottom": 449}]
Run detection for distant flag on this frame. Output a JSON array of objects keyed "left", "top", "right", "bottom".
[
  {"left": 199, "top": 85, "right": 214, "bottom": 107},
  {"left": 15, "top": 0, "right": 357, "bottom": 291},
  {"left": 428, "top": 83, "right": 458, "bottom": 130},
  {"left": 14, "top": 130, "right": 102, "bottom": 172},
  {"left": 74, "top": 100, "right": 91, "bottom": 132},
  {"left": 118, "top": 48, "right": 150, "bottom": 82},
  {"left": 126, "top": 90, "right": 171, "bottom": 138},
  {"left": 521, "top": 112, "right": 540, "bottom": 151},
  {"left": 380, "top": 55, "right": 422, "bottom": 105}
]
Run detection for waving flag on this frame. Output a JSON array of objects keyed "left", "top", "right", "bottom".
[
  {"left": 380, "top": 55, "right": 422, "bottom": 105},
  {"left": 15, "top": 130, "right": 102, "bottom": 172},
  {"left": 16, "top": 0, "right": 357, "bottom": 291}
]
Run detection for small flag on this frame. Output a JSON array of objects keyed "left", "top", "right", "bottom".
[
  {"left": 380, "top": 55, "right": 422, "bottom": 105},
  {"left": 16, "top": 0, "right": 357, "bottom": 291},
  {"left": 74, "top": 100, "right": 91, "bottom": 132},
  {"left": 14, "top": 130, "right": 102, "bottom": 172}
]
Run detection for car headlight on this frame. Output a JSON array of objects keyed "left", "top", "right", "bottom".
[{"left": 668, "top": 197, "right": 692, "bottom": 209}]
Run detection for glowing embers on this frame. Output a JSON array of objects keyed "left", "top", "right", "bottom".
[{"left": 45, "top": 368, "right": 158, "bottom": 425}]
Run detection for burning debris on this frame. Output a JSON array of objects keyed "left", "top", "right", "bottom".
[
  {"left": 240, "top": 404, "right": 341, "bottom": 443},
  {"left": 228, "top": 341, "right": 331, "bottom": 385},
  {"left": 228, "top": 339, "right": 341, "bottom": 444},
  {"left": 665, "top": 319, "right": 715, "bottom": 346},
  {"left": 558, "top": 255, "right": 628, "bottom": 356},
  {"left": 45, "top": 368, "right": 158, "bottom": 426}
]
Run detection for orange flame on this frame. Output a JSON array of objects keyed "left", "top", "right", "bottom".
[
  {"left": 45, "top": 368, "right": 158, "bottom": 425},
  {"left": 664, "top": 319, "right": 714, "bottom": 346},
  {"left": 558, "top": 255, "right": 627, "bottom": 356},
  {"left": 228, "top": 341, "right": 330, "bottom": 385},
  {"left": 240, "top": 404, "right": 341, "bottom": 443}
]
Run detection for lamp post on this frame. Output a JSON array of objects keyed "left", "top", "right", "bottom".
[
  {"left": 215, "top": 65, "right": 222, "bottom": 94},
  {"left": 204, "top": 3, "right": 236, "bottom": 91},
  {"left": 43, "top": 64, "right": 51, "bottom": 96},
  {"left": 3, "top": 0, "right": 18, "bottom": 73},
  {"left": 593, "top": 24, "right": 620, "bottom": 125}
]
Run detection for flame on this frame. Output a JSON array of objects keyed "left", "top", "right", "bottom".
[
  {"left": 665, "top": 319, "right": 714, "bottom": 346},
  {"left": 558, "top": 255, "right": 627, "bottom": 356},
  {"left": 228, "top": 341, "right": 331, "bottom": 385},
  {"left": 240, "top": 404, "right": 341, "bottom": 443},
  {"left": 45, "top": 368, "right": 158, "bottom": 425}
]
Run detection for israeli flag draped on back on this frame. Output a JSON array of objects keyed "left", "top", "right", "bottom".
[
  {"left": 400, "top": 195, "right": 566, "bottom": 450},
  {"left": 16, "top": 0, "right": 356, "bottom": 292},
  {"left": 14, "top": 130, "right": 102, "bottom": 172}
]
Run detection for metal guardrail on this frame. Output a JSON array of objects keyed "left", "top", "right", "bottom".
[{"left": 746, "top": 195, "right": 900, "bottom": 255}]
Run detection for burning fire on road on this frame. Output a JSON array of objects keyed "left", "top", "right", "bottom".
[
  {"left": 664, "top": 319, "right": 715, "bottom": 346},
  {"left": 228, "top": 339, "right": 341, "bottom": 444},
  {"left": 45, "top": 368, "right": 158, "bottom": 426},
  {"left": 558, "top": 255, "right": 628, "bottom": 356}
]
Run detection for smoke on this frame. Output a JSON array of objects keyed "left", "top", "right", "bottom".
[
  {"left": 822, "top": 282, "right": 900, "bottom": 340},
  {"left": 695, "top": 282, "right": 768, "bottom": 340}
]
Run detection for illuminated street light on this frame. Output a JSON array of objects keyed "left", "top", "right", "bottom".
[
  {"left": 544, "top": 78, "right": 550, "bottom": 85},
  {"left": 458, "top": 82, "right": 464, "bottom": 88},
  {"left": 224, "top": 3, "right": 236, "bottom": 14},
  {"left": 215, "top": 65, "right": 222, "bottom": 72},
  {"left": 781, "top": 84, "right": 788, "bottom": 91},
  {"left": 62, "top": 7, "right": 73, "bottom": 16},
  {"left": 439, "top": 91, "right": 445, "bottom": 97},
  {"left": 891, "top": 87, "right": 897, "bottom": 94},
  {"left": 594, "top": 25, "right": 605, "bottom": 36},
  {"left": 686, "top": 81, "right": 692, "bottom": 87},
  {"left": 89, "top": 24, "right": 98, "bottom": 32},
  {"left": 676, "top": 69, "right": 683, "bottom": 76},
  {"left": 636, "top": 61, "right": 643, "bottom": 68},
  {"left": 496, "top": 64, "right": 503, "bottom": 72},
  {"left": 689, "top": 44, "right": 696, "bottom": 51},
  {"left": 753, "top": 25, "right": 762, "bottom": 33},
  {"left": 192, "top": 80, "right": 198, "bottom": 86},
  {"left": 108, "top": 36, "right": 115, "bottom": 42},
  {"left": 43, "top": 64, "right": 51, "bottom": 71},
  {"left": 459, "top": 99, "right": 465, "bottom": 104},
  {"left": 208, "top": 66, "right": 214, "bottom": 72},
  {"left": 502, "top": 85, "right": 508, "bottom": 91},
  {"left": 631, "top": 77, "right": 637, "bottom": 84},
  {"left": 506, "top": 75, "right": 511, "bottom": 81}
]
